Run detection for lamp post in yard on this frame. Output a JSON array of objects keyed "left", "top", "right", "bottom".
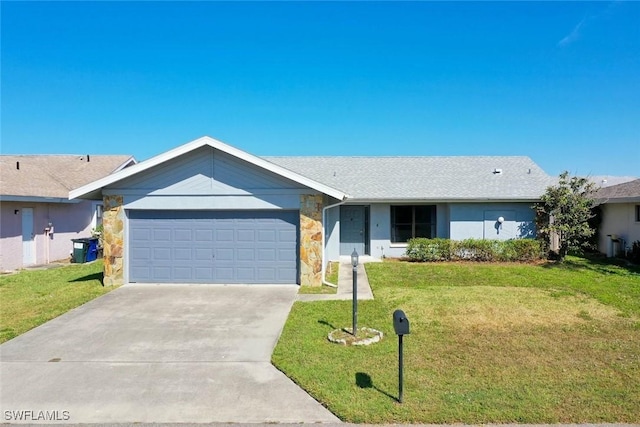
[{"left": 351, "top": 249, "right": 359, "bottom": 336}]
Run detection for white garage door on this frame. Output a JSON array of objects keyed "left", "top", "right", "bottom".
[{"left": 129, "top": 210, "right": 299, "bottom": 284}]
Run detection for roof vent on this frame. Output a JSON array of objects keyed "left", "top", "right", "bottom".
[
  {"left": 493, "top": 168, "right": 503, "bottom": 175},
  {"left": 16, "top": 161, "right": 20, "bottom": 170}
]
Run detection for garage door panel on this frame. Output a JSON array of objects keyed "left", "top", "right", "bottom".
[
  {"left": 258, "top": 229, "right": 276, "bottom": 242},
  {"left": 195, "top": 267, "right": 213, "bottom": 280},
  {"left": 174, "top": 248, "right": 191, "bottom": 260},
  {"left": 237, "top": 268, "right": 256, "bottom": 281},
  {"left": 215, "top": 248, "right": 234, "bottom": 261},
  {"left": 153, "top": 248, "right": 171, "bottom": 260},
  {"left": 174, "top": 267, "right": 192, "bottom": 281},
  {"left": 129, "top": 210, "right": 299, "bottom": 284},
  {"left": 257, "top": 268, "right": 276, "bottom": 281},
  {"left": 277, "top": 268, "right": 297, "bottom": 282},
  {"left": 131, "top": 247, "right": 151, "bottom": 260},
  {"left": 195, "top": 248, "right": 213, "bottom": 260},
  {"left": 131, "top": 266, "right": 151, "bottom": 279},
  {"left": 257, "top": 248, "right": 275, "bottom": 261},
  {"left": 154, "top": 229, "right": 171, "bottom": 241},
  {"left": 153, "top": 266, "right": 171, "bottom": 281},
  {"left": 237, "top": 229, "right": 255, "bottom": 241},
  {"left": 237, "top": 248, "right": 255, "bottom": 261},
  {"left": 215, "top": 229, "right": 234, "bottom": 242},
  {"left": 195, "top": 229, "right": 213, "bottom": 241},
  {"left": 278, "top": 248, "right": 296, "bottom": 261},
  {"left": 215, "top": 267, "right": 234, "bottom": 281},
  {"left": 174, "top": 229, "right": 192, "bottom": 241},
  {"left": 132, "top": 228, "right": 151, "bottom": 241}
]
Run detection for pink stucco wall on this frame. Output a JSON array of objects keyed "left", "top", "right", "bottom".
[{"left": 0, "top": 200, "right": 98, "bottom": 271}]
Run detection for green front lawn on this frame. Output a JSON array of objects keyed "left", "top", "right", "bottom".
[
  {"left": 272, "top": 257, "right": 640, "bottom": 423},
  {"left": 0, "top": 261, "right": 114, "bottom": 343}
]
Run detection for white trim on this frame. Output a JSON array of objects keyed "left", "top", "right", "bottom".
[
  {"left": 346, "top": 198, "right": 542, "bottom": 203},
  {"left": 389, "top": 243, "right": 409, "bottom": 248},
  {"left": 0, "top": 195, "right": 81, "bottom": 204},
  {"left": 70, "top": 136, "right": 348, "bottom": 201},
  {"left": 112, "top": 157, "right": 137, "bottom": 172}
]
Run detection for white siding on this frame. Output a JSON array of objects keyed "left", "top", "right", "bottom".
[{"left": 598, "top": 203, "right": 640, "bottom": 256}]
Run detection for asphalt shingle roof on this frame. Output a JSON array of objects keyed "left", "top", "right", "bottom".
[
  {"left": 594, "top": 179, "right": 640, "bottom": 201},
  {"left": 264, "top": 156, "right": 554, "bottom": 201},
  {"left": 1, "top": 155, "right": 134, "bottom": 199}
]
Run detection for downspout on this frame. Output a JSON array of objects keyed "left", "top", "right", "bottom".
[{"left": 321, "top": 198, "right": 348, "bottom": 287}]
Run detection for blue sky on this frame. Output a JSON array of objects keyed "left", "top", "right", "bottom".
[{"left": 2, "top": 1, "right": 639, "bottom": 177}]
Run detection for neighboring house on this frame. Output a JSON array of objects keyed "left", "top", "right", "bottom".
[
  {"left": 594, "top": 179, "right": 640, "bottom": 256},
  {"left": 0, "top": 155, "right": 136, "bottom": 271},
  {"left": 590, "top": 175, "right": 638, "bottom": 188},
  {"left": 70, "top": 136, "right": 552, "bottom": 286}
]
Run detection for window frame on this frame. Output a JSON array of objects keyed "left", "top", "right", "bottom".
[
  {"left": 635, "top": 205, "right": 640, "bottom": 222},
  {"left": 390, "top": 205, "right": 436, "bottom": 243}
]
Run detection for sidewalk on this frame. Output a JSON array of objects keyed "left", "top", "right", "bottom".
[{"left": 297, "top": 256, "right": 378, "bottom": 302}]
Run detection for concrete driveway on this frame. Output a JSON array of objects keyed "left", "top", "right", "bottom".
[{"left": 0, "top": 284, "right": 340, "bottom": 424}]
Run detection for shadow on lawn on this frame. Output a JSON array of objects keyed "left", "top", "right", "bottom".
[
  {"left": 70, "top": 272, "right": 104, "bottom": 286},
  {"left": 318, "top": 319, "right": 338, "bottom": 330},
  {"left": 542, "top": 255, "right": 640, "bottom": 276},
  {"left": 356, "top": 372, "right": 398, "bottom": 402}
]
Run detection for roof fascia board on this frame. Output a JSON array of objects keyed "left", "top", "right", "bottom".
[
  {"left": 0, "top": 195, "right": 81, "bottom": 204},
  {"left": 70, "top": 136, "right": 347, "bottom": 201},
  {"left": 343, "top": 198, "right": 542, "bottom": 204},
  {"left": 596, "top": 197, "right": 640, "bottom": 203},
  {"left": 113, "top": 157, "right": 138, "bottom": 172}
]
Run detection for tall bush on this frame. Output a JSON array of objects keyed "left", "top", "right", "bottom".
[{"left": 534, "top": 171, "right": 597, "bottom": 260}]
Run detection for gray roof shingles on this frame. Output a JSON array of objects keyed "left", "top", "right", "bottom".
[
  {"left": 594, "top": 179, "right": 640, "bottom": 201},
  {"left": 264, "top": 156, "right": 554, "bottom": 201},
  {"left": 0, "top": 155, "right": 134, "bottom": 199}
]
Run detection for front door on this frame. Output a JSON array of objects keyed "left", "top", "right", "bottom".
[
  {"left": 340, "top": 205, "right": 368, "bottom": 255},
  {"left": 22, "top": 208, "right": 36, "bottom": 266}
]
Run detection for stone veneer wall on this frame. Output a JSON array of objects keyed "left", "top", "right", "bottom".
[
  {"left": 300, "top": 194, "right": 324, "bottom": 286},
  {"left": 102, "top": 195, "right": 124, "bottom": 286}
]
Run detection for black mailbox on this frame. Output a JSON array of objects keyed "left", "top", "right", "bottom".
[{"left": 393, "top": 309, "right": 410, "bottom": 335}]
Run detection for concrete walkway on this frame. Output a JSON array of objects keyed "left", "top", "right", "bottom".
[{"left": 297, "top": 256, "right": 378, "bottom": 302}]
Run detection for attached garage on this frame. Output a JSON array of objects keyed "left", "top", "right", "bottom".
[
  {"left": 69, "top": 136, "right": 346, "bottom": 287},
  {"left": 129, "top": 210, "right": 299, "bottom": 284}
]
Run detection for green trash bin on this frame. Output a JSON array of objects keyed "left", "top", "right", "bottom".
[{"left": 71, "top": 238, "right": 90, "bottom": 263}]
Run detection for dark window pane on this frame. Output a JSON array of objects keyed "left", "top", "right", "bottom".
[
  {"left": 415, "top": 205, "right": 434, "bottom": 223},
  {"left": 392, "top": 205, "right": 437, "bottom": 241},
  {"left": 392, "top": 206, "right": 413, "bottom": 224},
  {"left": 392, "top": 225, "right": 413, "bottom": 243},
  {"left": 415, "top": 223, "right": 434, "bottom": 239}
]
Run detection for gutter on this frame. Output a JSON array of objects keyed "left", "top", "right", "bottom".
[{"left": 321, "top": 198, "right": 348, "bottom": 287}]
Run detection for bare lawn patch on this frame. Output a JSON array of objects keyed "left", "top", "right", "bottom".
[{"left": 378, "top": 286, "right": 623, "bottom": 331}]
